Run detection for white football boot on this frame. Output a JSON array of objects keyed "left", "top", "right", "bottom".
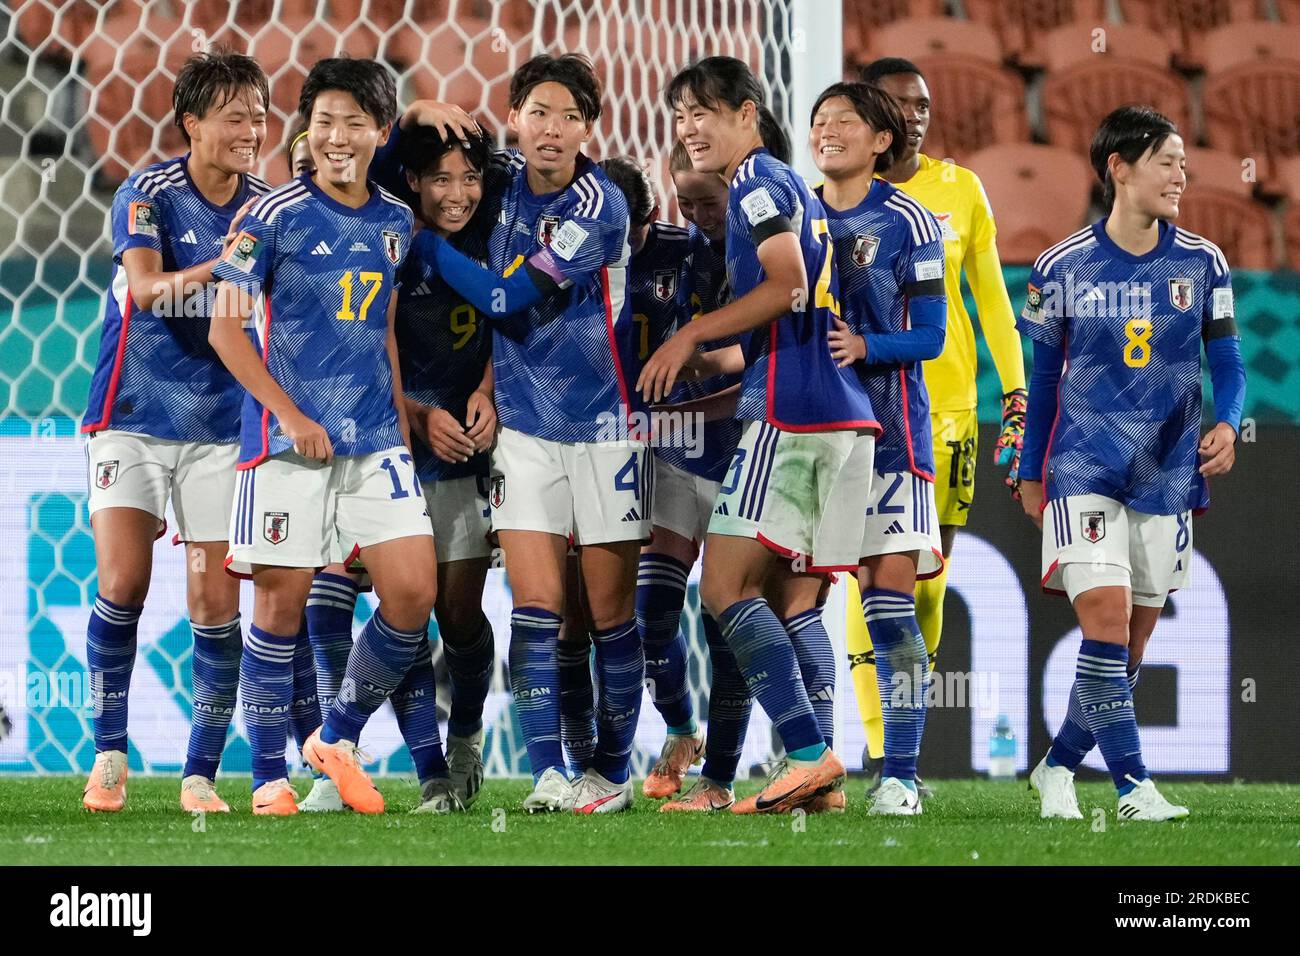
[
  {"left": 412, "top": 777, "right": 464, "bottom": 814},
  {"left": 1117, "top": 776, "right": 1189, "bottom": 822},
  {"left": 869, "top": 776, "right": 922, "bottom": 816},
  {"left": 296, "top": 775, "right": 346, "bottom": 812},
  {"left": 1030, "top": 754, "right": 1084, "bottom": 819},
  {"left": 522, "top": 767, "right": 575, "bottom": 813},
  {"left": 571, "top": 767, "right": 634, "bottom": 814},
  {"left": 446, "top": 729, "right": 485, "bottom": 809}
]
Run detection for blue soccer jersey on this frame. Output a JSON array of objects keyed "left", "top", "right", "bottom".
[
  {"left": 211, "top": 175, "right": 414, "bottom": 468},
  {"left": 821, "top": 179, "right": 946, "bottom": 477},
  {"left": 629, "top": 220, "right": 692, "bottom": 367},
  {"left": 83, "top": 156, "right": 271, "bottom": 441},
  {"left": 724, "top": 148, "right": 877, "bottom": 432},
  {"left": 658, "top": 224, "right": 744, "bottom": 483},
  {"left": 488, "top": 153, "right": 638, "bottom": 442},
  {"left": 1017, "top": 219, "right": 1237, "bottom": 514}
]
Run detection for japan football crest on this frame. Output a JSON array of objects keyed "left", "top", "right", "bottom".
[
  {"left": 263, "top": 512, "right": 289, "bottom": 545},
  {"left": 489, "top": 476, "right": 505, "bottom": 508},
  {"left": 382, "top": 230, "right": 402, "bottom": 265},
  {"left": 94, "top": 460, "right": 119, "bottom": 489},
  {"left": 537, "top": 215, "right": 561, "bottom": 246},
  {"left": 1169, "top": 277, "right": 1193, "bottom": 312},
  {"left": 852, "top": 234, "right": 880, "bottom": 267},
  {"left": 654, "top": 269, "right": 677, "bottom": 301},
  {"left": 1081, "top": 511, "right": 1105, "bottom": 543}
]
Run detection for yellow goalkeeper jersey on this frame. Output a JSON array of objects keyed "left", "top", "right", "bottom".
[{"left": 891, "top": 153, "right": 1024, "bottom": 414}]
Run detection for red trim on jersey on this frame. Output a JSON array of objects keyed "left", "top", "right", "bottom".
[
  {"left": 81, "top": 290, "right": 134, "bottom": 433},
  {"left": 916, "top": 547, "right": 946, "bottom": 580},
  {"left": 236, "top": 296, "right": 273, "bottom": 471},
  {"left": 755, "top": 531, "right": 858, "bottom": 574},
  {"left": 764, "top": 318, "right": 881, "bottom": 434},
  {"left": 222, "top": 554, "right": 253, "bottom": 581},
  {"left": 1040, "top": 558, "right": 1066, "bottom": 596},
  {"left": 600, "top": 266, "right": 640, "bottom": 438}
]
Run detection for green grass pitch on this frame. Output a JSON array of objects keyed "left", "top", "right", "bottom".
[{"left": 1, "top": 777, "right": 1296, "bottom": 866}]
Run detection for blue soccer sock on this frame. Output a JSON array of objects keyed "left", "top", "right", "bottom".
[
  {"left": 242, "top": 624, "right": 297, "bottom": 790},
  {"left": 390, "top": 637, "right": 448, "bottom": 784},
  {"left": 509, "top": 607, "right": 565, "bottom": 779},
  {"left": 699, "top": 610, "right": 750, "bottom": 787},
  {"left": 288, "top": 618, "right": 320, "bottom": 753},
  {"left": 636, "top": 553, "right": 695, "bottom": 733},
  {"left": 784, "top": 608, "right": 836, "bottom": 751},
  {"left": 591, "top": 618, "right": 646, "bottom": 785},
  {"left": 86, "top": 594, "right": 142, "bottom": 753},
  {"left": 1072, "top": 639, "right": 1147, "bottom": 792},
  {"left": 183, "top": 615, "right": 241, "bottom": 780},
  {"left": 322, "top": 609, "right": 425, "bottom": 745},
  {"left": 557, "top": 633, "right": 596, "bottom": 776},
  {"left": 442, "top": 613, "right": 495, "bottom": 739},
  {"left": 1049, "top": 665, "right": 1141, "bottom": 770},
  {"left": 718, "top": 597, "right": 824, "bottom": 756},
  {"left": 863, "top": 588, "right": 928, "bottom": 783},
  {"left": 304, "top": 572, "right": 358, "bottom": 713}
]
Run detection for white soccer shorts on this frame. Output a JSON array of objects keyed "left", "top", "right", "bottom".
[
  {"left": 650, "top": 454, "right": 721, "bottom": 545},
  {"left": 227, "top": 447, "right": 432, "bottom": 577},
  {"left": 707, "top": 420, "right": 874, "bottom": 573},
  {"left": 859, "top": 469, "right": 944, "bottom": 578},
  {"left": 489, "top": 426, "right": 651, "bottom": 545},
  {"left": 86, "top": 429, "right": 237, "bottom": 543},
  {"left": 1041, "top": 493, "right": 1192, "bottom": 607},
  {"left": 423, "top": 473, "right": 494, "bottom": 563}
]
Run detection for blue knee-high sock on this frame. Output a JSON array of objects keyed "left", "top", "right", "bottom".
[
  {"left": 242, "top": 624, "right": 297, "bottom": 790},
  {"left": 700, "top": 610, "right": 751, "bottom": 786},
  {"left": 717, "top": 598, "right": 824, "bottom": 758},
  {"left": 591, "top": 618, "right": 645, "bottom": 784},
  {"left": 1072, "top": 640, "right": 1146, "bottom": 792},
  {"left": 863, "top": 588, "right": 928, "bottom": 784},
  {"left": 87, "top": 594, "right": 142, "bottom": 753},
  {"left": 443, "top": 613, "right": 495, "bottom": 739},
  {"left": 636, "top": 554, "right": 695, "bottom": 733},
  {"left": 784, "top": 608, "right": 836, "bottom": 751},
  {"left": 1049, "top": 666, "right": 1141, "bottom": 770},
  {"left": 557, "top": 635, "right": 596, "bottom": 776},
  {"left": 322, "top": 609, "right": 425, "bottom": 745},
  {"left": 390, "top": 637, "right": 448, "bottom": 784},
  {"left": 288, "top": 619, "right": 320, "bottom": 753},
  {"left": 509, "top": 607, "right": 565, "bottom": 779},
  {"left": 183, "top": 616, "right": 241, "bottom": 780},
  {"left": 305, "top": 572, "right": 358, "bottom": 713}
]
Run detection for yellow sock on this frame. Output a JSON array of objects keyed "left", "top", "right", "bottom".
[
  {"left": 844, "top": 576, "right": 884, "bottom": 760},
  {"left": 916, "top": 556, "right": 949, "bottom": 667}
]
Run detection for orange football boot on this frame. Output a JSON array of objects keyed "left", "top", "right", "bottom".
[
  {"left": 302, "top": 728, "right": 385, "bottom": 814},
  {"left": 643, "top": 729, "right": 706, "bottom": 799},
  {"left": 252, "top": 778, "right": 299, "bottom": 816},
  {"left": 83, "top": 750, "right": 128, "bottom": 812}
]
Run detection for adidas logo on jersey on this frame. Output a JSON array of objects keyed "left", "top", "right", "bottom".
[
  {"left": 311, "top": 241, "right": 332, "bottom": 255},
  {"left": 622, "top": 507, "right": 641, "bottom": 522},
  {"left": 714, "top": 502, "right": 730, "bottom": 516},
  {"left": 179, "top": 229, "right": 198, "bottom": 244},
  {"left": 349, "top": 241, "right": 370, "bottom": 252},
  {"left": 410, "top": 282, "right": 433, "bottom": 297},
  {"left": 883, "top": 520, "right": 905, "bottom": 534}
]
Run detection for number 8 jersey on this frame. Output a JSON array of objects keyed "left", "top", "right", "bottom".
[
  {"left": 1017, "top": 219, "right": 1238, "bottom": 515},
  {"left": 212, "top": 174, "right": 414, "bottom": 468}
]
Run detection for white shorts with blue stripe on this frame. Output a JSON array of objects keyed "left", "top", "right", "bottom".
[{"left": 858, "top": 470, "right": 944, "bottom": 578}]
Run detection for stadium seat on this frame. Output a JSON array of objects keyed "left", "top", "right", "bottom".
[
  {"left": 12, "top": 0, "right": 98, "bottom": 65},
  {"left": 1040, "top": 59, "right": 1190, "bottom": 152},
  {"left": 1119, "top": 0, "right": 1272, "bottom": 70},
  {"left": 1280, "top": 0, "right": 1300, "bottom": 23},
  {"left": 1202, "top": 21, "right": 1300, "bottom": 72},
  {"left": 842, "top": 1, "right": 949, "bottom": 63},
  {"left": 863, "top": 17, "right": 1003, "bottom": 66},
  {"left": 1175, "top": 191, "right": 1277, "bottom": 270},
  {"left": 1202, "top": 61, "right": 1300, "bottom": 193},
  {"left": 965, "top": 142, "right": 1092, "bottom": 265},
  {"left": 963, "top": 0, "right": 1109, "bottom": 67},
  {"left": 1277, "top": 154, "right": 1300, "bottom": 269},
  {"left": 1040, "top": 22, "right": 1175, "bottom": 72},
  {"left": 1185, "top": 146, "right": 1260, "bottom": 199}
]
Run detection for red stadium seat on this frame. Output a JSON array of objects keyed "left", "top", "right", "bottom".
[
  {"left": 1185, "top": 147, "right": 1259, "bottom": 199},
  {"left": 842, "top": 1, "right": 948, "bottom": 63},
  {"left": 1202, "top": 62, "right": 1300, "bottom": 193},
  {"left": 13, "top": 0, "right": 98, "bottom": 64},
  {"left": 1202, "top": 21, "right": 1300, "bottom": 72},
  {"left": 964, "top": 0, "right": 1109, "bottom": 67},
  {"left": 1175, "top": 192, "right": 1277, "bottom": 270},
  {"left": 965, "top": 142, "right": 1093, "bottom": 265},
  {"left": 1040, "top": 22, "right": 1174, "bottom": 72},
  {"left": 863, "top": 17, "right": 1002, "bottom": 65},
  {"left": 1040, "top": 59, "right": 1190, "bottom": 152},
  {"left": 1280, "top": 0, "right": 1300, "bottom": 23},
  {"left": 1117, "top": 0, "right": 1268, "bottom": 70}
]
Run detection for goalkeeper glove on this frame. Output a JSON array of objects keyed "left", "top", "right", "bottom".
[{"left": 996, "top": 388, "right": 1028, "bottom": 499}]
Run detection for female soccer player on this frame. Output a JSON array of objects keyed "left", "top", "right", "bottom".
[
  {"left": 412, "top": 54, "right": 646, "bottom": 814},
  {"left": 1018, "top": 106, "right": 1245, "bottom": 821},
  {"left": 210, "top": 58, "right": 435, "bottom": 816},
  {"left": 640, "top": 57, "right": 879, "bottom": 815},
  {"left": 811, "top": 81, "right": 948, "bottom": 815},
  {"left": 80, "top": 49, "right": 270, "bottom": 815}
]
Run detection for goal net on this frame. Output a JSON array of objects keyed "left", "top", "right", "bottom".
[{"left": 0, "top": 0, "right": 848, "bottom": 778}]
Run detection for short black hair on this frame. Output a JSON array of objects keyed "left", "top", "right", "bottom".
[
  {"left": 1090, "top": 105, "right": 1180, "bottom": 209},
  {"left": 665, "top": 57, "right": 791, "bottom": 164},
  {"left": 172, "top": 47, "right": 269, "bottom": 145},
  {"left": 859, "top": 57, "right": 925, "bottom": 85},
  {"left": 812, "top": 81, "right": 907, "bottom": 171},
  {"left": 399, "top": 123, "right": 493, "bottom": 179},
  {"left": 298, "top": 57, "right": 397, "bottom": 127},
  {"left": 509, "top": 53, "right": 602, "bottom": 123},
  {"left": 599, "top": 157, "right": 657, "bottom": 225}
]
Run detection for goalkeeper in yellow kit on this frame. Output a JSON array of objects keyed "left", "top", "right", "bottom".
[{"left": 848, "top": 58, "right": 1027, "bottom": 791}]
